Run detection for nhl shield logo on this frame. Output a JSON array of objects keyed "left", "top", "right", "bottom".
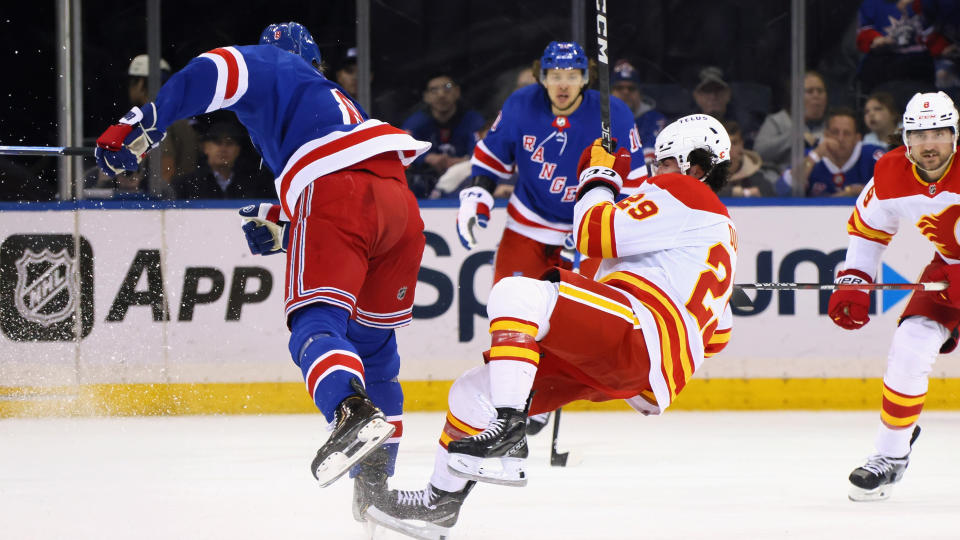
[
  {"left": 1, "top": 234, "right": 94, "bottom": 341},
  {"left": 397, "top": 286, "right": 408, "bottom": 300},
  {"left": 14, "top": 248, "right": 79, "bottom": 327}
]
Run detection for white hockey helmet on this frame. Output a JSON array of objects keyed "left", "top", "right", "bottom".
[
  {"left": 902, "top": 91, "right": 959, "bottom": 159},
  {"left": 654, "top": 114, "right": 731, "bottom": 176}
]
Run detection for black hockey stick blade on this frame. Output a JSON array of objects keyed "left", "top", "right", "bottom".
[
  {"left": 550, "top": 407, "right": 569, "bottom": 467},
  {"left": 729, "top": 286, "right": 757, "bottom": 313}
]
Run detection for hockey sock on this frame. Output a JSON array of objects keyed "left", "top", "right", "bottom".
[
  {"left": 347, "top": 320, "right": 403, "bottom": 477},
  {"left": 434, "top": 411, "right": 482, "bottom": 492},
  {"left": 487, "top": 318, "right": 540, "bottom": 410},
  {"left": 876, "top": 382, "right": 926, "bottom": 457},
  {"left": 288, "top": 304, "right": 364, "bottom": 422}
]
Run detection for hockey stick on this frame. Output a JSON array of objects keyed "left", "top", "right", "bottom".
[
  {"left": 546, "top": 0, "right": 613, "bottom": 468},
  {"left": 0, "top": 145, "right": 95, "bottom": 157},
  {"left": 729, "top": 281, "right": 947, "bottom": 313},
  {"left": 549, "top": 408, "right": 569, "bottom": 467},
  {"left": 595, "top": 0, "right": 613, "bottom": 153},
  {"left": 735, "top": 281, "right": 947, "bottom": 292}
]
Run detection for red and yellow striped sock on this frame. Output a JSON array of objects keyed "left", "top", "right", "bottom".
[
  {"left": 488, "top": 317, "right": 541, "bottom": 366},
  {"left": 880, "top": 383, "right": 926, "bottom": 429}
]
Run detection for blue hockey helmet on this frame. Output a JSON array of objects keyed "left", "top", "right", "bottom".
[
  {"left": 540, "top": 41, "right": 589, "bottom": 83},
  {"left": 260, "top": 22, "right": 322, "bottom": 70}
]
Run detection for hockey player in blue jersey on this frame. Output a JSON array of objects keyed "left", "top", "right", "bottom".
[
  {"left": 456, "top": 41, "right": 645, "bottom": 282},
  {"left": 94, "top": 21, "right": 430, "bottom": 522}
]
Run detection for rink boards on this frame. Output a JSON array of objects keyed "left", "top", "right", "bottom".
[{"left": 1, "top": 199, "right": 958, "bottom": 415}]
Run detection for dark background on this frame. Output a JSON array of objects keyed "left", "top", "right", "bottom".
[{"left": 0, "top": 0, "right": 859, "bottom": 199}]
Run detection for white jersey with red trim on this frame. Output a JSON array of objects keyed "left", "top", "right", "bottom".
[
  {"left": 573, "top": 174, "right": 738, "bottom": 413},
  {"left": 843, "top": 146, "right": 960, "bottom": 276},
  {"left": 152, "top": 44, "right": 429, "bottom": 219},
  {"left": 472, "top": 84, "right": 645, "bottom": 245}
]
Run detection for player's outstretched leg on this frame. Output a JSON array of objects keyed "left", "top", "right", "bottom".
[
  {"left": 447, "top": 406, "right": 529, "bottom": 486},
  {"left": 311, "top": 377, "right": 395, "bottom": 488},
  {"left": 848, "top": 425, "right": 921, "bottom": 501},
  {"left": 365, "top": 481, "right": 476, "bottom": 540}
]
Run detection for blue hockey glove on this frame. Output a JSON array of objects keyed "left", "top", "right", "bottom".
[
  {"left": 239, "top": 203, "right": 289, "bottom": 255},
  {"left": 95, "top": 103, "right": 165, "bottom": 177}
]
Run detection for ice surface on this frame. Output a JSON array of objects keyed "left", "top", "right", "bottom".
[{"left": 2, "top": 411, "right": 958, "bottom": 539}]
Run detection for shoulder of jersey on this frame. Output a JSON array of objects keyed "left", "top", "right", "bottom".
[
  {"left": 608, "top": 93, "right": 632, "bottom": 116},
  {"left": 506, "top": 84, "right": 545, "bottom": 108},
  {"left": 871, "top": 146, "right": 918, "bottom": 199},
  {"left": 647, "top": 173, "right": 730, "bottom": 218}
]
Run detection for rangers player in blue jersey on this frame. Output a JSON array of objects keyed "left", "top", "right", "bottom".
[
  {"left": 93, "top": 22, "right": 429, "bottom": 524},
  {"left": 456, "top": 41, "right": 645, "bottom": 283}
]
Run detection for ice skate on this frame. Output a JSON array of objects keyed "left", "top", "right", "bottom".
[
  {"left": 365, "top": 482, "right": 475, "bottom": 540},
  {"left": 351, "top": 445, "right": 391, "bottom": 522},
  {"left": 311, "top": 378, "right": 395, "bottom": 488},
  {"left": 447, "top": 407, "right": 528, "bottom": 486},
  {"left": 525, "top": 411, "right": 551, "bottom": 436},
  {"left": 848, "top": 425, "right": 921, "bottom": 502}
]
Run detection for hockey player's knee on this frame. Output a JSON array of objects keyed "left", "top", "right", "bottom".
[
  {"left": 288, "top": 303, "right": 351, "bottom": 367},
  {"left": 887, "top": 316, "right": 947, "bottom": 379},
  {"left": 347, "top": 320, "right": 400, "bottom": 382},
  {"left": 487, "top": 276, "right": 558, "bottom": 340},
  {"left": 447, "top": 365, "right": 497, "bottom": 429}
]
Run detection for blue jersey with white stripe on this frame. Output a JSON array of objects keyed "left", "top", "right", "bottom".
[
  {"left": 471, "top": 85, "right": 644, "bottom": 228},
  {"left": 148, "top": 44, "right": 429, "bottom": 218}
]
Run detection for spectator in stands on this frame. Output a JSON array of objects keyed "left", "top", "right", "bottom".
[
  {"left": 402, "top": 74, "right": 485, "bottom": 198},
  {"left": 691, "top": 66, "right": 762, "bottom": 147},
  {"left": 172, "top": 121, "right": 274, "bottom": 199},
  {"left": 856, "top": 0, "right": 952, "bottom": 95},
  {"left": 516, "top": 67, "right": 536, "bottom": 88},
  {"left": 611, "top": 59, "right": 666, "bottom": 167},
  {"left": 755, "top": 71, "right": 829, "bottom": 175},
  {"left": 863, "top": 91, "right": 900, "bottom": 148},
  {"left": 718, "top": 121, "right": 776, "bottom": 197},
  {"left": 334, "top": 47, "right": 359, "bottom": 97},
  {"left": 776, "top": 107, "right": 886, "bottom": 197},
  {"left": 922, "top": 0, "right": 960, "bottom": 94},
  {"left": 127, "top": 54, "right": 200, "bottom": 184}
]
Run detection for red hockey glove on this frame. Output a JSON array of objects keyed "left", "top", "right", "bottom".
[
  {"left": 926, "top": 263, "right": 960, "bottom": 308},
  {"left": 575, "top": 138, "right": 631, "bottom": 200},
  {"left": 827, "top": 269, "right": 872, "bottom": 330}
]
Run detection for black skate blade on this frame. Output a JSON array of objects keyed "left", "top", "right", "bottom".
[{"left": 365, "top": 506, "right": 452, "bottom": 540}]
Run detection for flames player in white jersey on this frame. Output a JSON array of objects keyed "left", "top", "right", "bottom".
[
  {"left": 364, "top": 115, "right": 737, "bottom": 540},
  {"left": 829, "top": 91, "right": 960, "bottom": 501}
]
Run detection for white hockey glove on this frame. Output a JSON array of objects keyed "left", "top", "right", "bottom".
[{"left": 456, "top": 186, "right": 495, "bottom": 250}]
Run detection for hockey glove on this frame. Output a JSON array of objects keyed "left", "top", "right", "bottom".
[
  {"left": 827, "top": 269, "right": 872, "bottom": 330},
  {"left": 95, "top": 103, "right": 166, "bottom": 177},
  {"left": 926, "top": 263, "right": 960, "bottom": 308},
  {"left": 575, "top": 138, "right": 631, "bottom": 200},
  {"left": 456, "top": 186, "right": 494, "bottom": 250},
  {"left": 239, "top": 203, "right": 289, "bottom": 256}
]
